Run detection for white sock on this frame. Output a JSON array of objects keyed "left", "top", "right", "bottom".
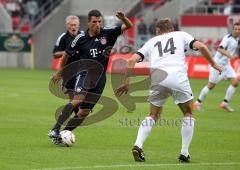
[
  {"left": 198, "top": 86, "right": 210, "bottom": 103},
  {"left": 224, "top": 85, "right": 236, "bottom": 103},
  {"left": 181, "top": 117, "right": 195, "bottom": 156},
  {"left": 134, "top": 117, "right": 155, "bottom": 149}
]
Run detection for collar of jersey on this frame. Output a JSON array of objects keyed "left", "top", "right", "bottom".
[
  {"left": 66, "top": 30, "right": 81, "bottom": 37},
  {"left": 85, "top": 28, "right": 103, "bottom": 38}
]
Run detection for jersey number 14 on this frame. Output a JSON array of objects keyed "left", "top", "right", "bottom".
[{"left": 154, "top": 37, "right": 176, "bottom": 57}]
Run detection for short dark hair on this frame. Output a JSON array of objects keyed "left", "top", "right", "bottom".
[
  {"left": 88, "top": 9, "right": 102, "bottom": 21},
  {"left": 234, "top": 22, "right": 240, "bottom": 26},
  {"left": 156, "top": 18, "right": 174, "bottom": 33}
]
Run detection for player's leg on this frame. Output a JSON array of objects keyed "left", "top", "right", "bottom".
[
  {"left": 132, "top": 104, "right": 162, "bottom": 162},
  {"left": 49, "top": 74, "right": 86, "bottom": 140},
  {"left": 132, "top": 85, "right": 168, "bottom": 162},
  {"left": 68, "top": 92, "right": 79, "bottom": 114},
  {"left": 49, "top": 94, "right": 85, "bottom": 138},
  {"left": 195, "top": 66, "right": 224, "bottom": 111},
  {"left": 220, "top": 66, "right": 238, "bottom": 112},
  {"left": 63, "top": 82, "right": 105, "bottom": 131},
  {"left": 134, "top": 104, "right": 162, "bottom": 148},
  {"left": 173, "top": 78, "right": 194, "bottom": 162},
  {"left": 63, "top": 108, "right": 91, "bottom": 131},
  {"left": 178, "top": 99, "right": 195, "bottom": 162},
  {"left": 195, "top": 82, "right": 216, "bottom": 111}
]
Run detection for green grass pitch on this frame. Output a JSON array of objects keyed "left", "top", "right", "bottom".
[{"left": 0, "top": 68, "right": 239, "bottom": 170}]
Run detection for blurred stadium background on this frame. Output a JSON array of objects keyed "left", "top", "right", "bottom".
[
  {"left": 0, "top": 0, "right": 240, "bottom": 170},
  {"left": 0, "top": 0, "right": 239, "bottom": 75}
]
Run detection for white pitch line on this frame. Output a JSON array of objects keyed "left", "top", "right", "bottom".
[{"left": 31, "top": 162, "right": 240, "bottom": 170}]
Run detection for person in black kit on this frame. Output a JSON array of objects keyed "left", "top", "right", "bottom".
[
  {"left": 52, "top": 15, "right": 81, "bottom": 115},
  {"left": 53, "top": 15, "right": 80, "bottom": 59},
  {"left": 48, "top": 9, "right": 132, "bottom": 145}
]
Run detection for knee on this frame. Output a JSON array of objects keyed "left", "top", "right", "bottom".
[
  {"left": 183, "top": 107, "right": 194, "bottom": 117},
  {"left": 149, "top": 113, "right": 160, "bottom": 121},
  {"left": 68, "top": 93, "right": 74, "bottom": 100},
  {"left": 207, "top": 84, "right": 215, "bottom": 90},
  {"left": 232, "top": 80, "right": 238, "bottom": 87},
  {"left": 184, "top": 112, "right": 194, "bottom": 117},
  {"left": 233, "top": 83, "right": 238, "bottom": 88},
  {"left": 77, "top": 109, "right": 91, "bottom": 118},
  {"left": 71, "top": 95, "right": 85, "bottom": 106},
  {"left": 71, "top": 98, "right": 84, "bottom": 107}
]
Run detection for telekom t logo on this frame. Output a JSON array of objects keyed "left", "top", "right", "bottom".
[{"left": 90, "top": 48, "right": 98, "bottom": 57}]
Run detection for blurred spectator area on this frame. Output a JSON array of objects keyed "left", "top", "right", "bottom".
[
  {"left": 142, "top": 0, "right": 170, "bottom": 10},
  {"left": 189, "top": 38, "right": 222, "bottom": 55},
  {"left": 0, "top": 0, "right": 63, "bottom": 33},
  {"left": 184, "top": 0, "right": 240, "bottom": 15},
  {"left": 131, "top": 0, "right": 236, "bottom": 54}
]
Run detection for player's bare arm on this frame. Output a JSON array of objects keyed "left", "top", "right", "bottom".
[
  {"left": 115, "top": 11, "right": 133, "bottom": 32},
  {"left": 53, "top": 51, "right": 65, "bottom": 59},
  {"left": 193, "top": 41, "right": 222, "bottom": 74},
  {"left": 115, "top": 53, "right": 142, "bottom": 97},
  {"left": 59, "top": 51, "right": 69, "bottom": 69},
  {"left": 217, "top": 47, "right": 238, "bottom": 59},
  {"left": 52, "top": 51, "right": 69, "bottom": 84}
]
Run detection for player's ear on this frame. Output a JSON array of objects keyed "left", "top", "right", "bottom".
[{"left": 156, "top": 28, "right": 161, "bottom": 35}]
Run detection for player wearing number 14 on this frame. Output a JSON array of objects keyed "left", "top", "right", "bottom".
[{"left": 115, "top": 18, "right": 222, "bottom": 162}]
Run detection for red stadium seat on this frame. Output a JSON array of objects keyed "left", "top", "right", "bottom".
[
  {"left": 205, "top": 39, "right": 213, "bottom": 49},
  {"left": 212, "top": 0, "right": 225, "bottom": 4},
  {"left": 12, "top": 16, "right": 20, "bottom": 30},
  {"left": 144, "top": 0, "right": 162, "bottom": 3},
  {"left": 214, "top": 39, "right": 221, "bottom": 50},
  {"left": 20, "top": 23, "right": 30, "bottom": 33}
]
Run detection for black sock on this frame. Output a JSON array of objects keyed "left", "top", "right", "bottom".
[
  {"left": 224, "top": 99, "right": 228, "bottom": 103},
  {"left": 197, "top": 99, "right": 202, "bottom": 103},
  {"left": 63, "top": 115, "right": 86, "bottom": 131},
  {"left": 52, "top": 103, "right": 75, "bottom": 131}
]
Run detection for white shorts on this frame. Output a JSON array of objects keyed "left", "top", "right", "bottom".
[
  {"left": 209, "top": 63, "right": 237, "bottom": 84},
  {"left": 148, "top": 69, "right": 193, "bottom": 107}
]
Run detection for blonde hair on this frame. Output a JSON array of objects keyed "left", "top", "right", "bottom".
[{"left": 156, "top": 18, "right": 174, "bottom": 33}]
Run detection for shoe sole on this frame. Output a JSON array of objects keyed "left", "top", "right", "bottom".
[
  {"left": 132, "top": 150, "right": 145, "bottom": 162},
  {"left": 178, "top": 157, "right": 190, "bottom": 163},
  {"left": 48, "top": 133, "right": 61, "bottom": 139},
  {"left": 178, "top": 159, "right": 190, "bottom": 163},
  {"left": 178, "top": 155, "right": 190, "bottom": 163},
  {"left": 179, "top": 159, "right": 190, "bottom": 163},
  {"left": 51, "top": 138, "right": 63, "bottom": 145}
]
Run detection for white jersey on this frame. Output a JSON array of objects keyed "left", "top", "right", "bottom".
[
  {"left": 138, "top": 31, "right": 195, "bottom": 104},
  {"left": 214, "top": 34, "right": 239, "bottom": 66},
  {"left": 138, "top": 31, "right": 195, "bottom": 72}
]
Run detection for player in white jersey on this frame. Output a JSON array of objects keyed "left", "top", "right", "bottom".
[
  {"left": 115, "top": 18, "right": 222, "bottom": 162},
  {"left": 195, "top": 23, "right": 240, "bottom": 112}
]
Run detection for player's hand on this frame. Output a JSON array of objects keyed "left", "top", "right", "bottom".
[
  {"left": 116, "top": 11, "right": 125, "bottom": 20},
  {"left": 114, "top": 83, "right": 129, "bottom": 97},
  {"left": 211, "top": 63, "right": 222, "bottom": 74},
  {"left": 52, "top": 73, "right": 62, "bottom": 84}
]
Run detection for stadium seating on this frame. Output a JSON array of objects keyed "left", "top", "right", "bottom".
[{"left": 1, "top": 0, "right": 64, "bottom": 32}]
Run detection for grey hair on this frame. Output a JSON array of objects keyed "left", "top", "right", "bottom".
[{"left": 65, "top": 15, "right": 80, "bottom": 24}]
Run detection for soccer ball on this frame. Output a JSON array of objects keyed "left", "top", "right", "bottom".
[{"left": 60, "top": 130, "right": 75, "bottom": 147}]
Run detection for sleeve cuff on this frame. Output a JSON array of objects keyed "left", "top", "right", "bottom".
[
  {"left": 136, "top": 52, "right": 144, "bottom": 62},
  {"left": 218, "top": 45, "right": 224, "bottom": 49},
  {"left": 189, "top": 39, "right": 198, "bottom": 51}
]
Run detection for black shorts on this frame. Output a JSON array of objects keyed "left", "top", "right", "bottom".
[
  {"left": 62, "top": 75, "right": 78, "bottom": 94},
  {"left": 74, "top": 75, "right": 106, "bottom": 110}
]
